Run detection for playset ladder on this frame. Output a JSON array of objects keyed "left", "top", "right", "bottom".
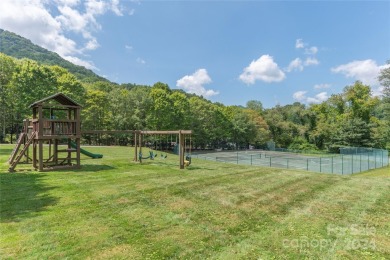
[
  {"left": 8, "top": 133, "right": 26, "bottom": 163},
  {"left": 9, "top": 131, "right": 36, "bottom": 172}
]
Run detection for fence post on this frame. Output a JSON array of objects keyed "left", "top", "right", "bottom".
[
  {"left": 360, "top": 154, "right": 361, "bottom": 173},
  {"left": 270, "top": 156, "right": 272, "bottom": 167},
  {"left": 331, "top": 156, "right": 333, "bottom": 174},
  {"left": 287, "top": 158, "right": 289, "bottom": 169},
  {"left": 306, "top": 158, "right": 309, "bottom": 171},
  {"left": 251, "top": 155, "right": 253, "bottom": 165},
  {"left": 342, "top": 155, "right": 344, "bottom": 175},
  {"left": 381, "top": 150, "right": 383, "bottom": 167},
  {"left": 381, "top": 150, "right": 384, "bottom": 167},
  {"left": 320, "top": 157, "right": 322, "bottom": 172},
  {"left": 352, "top": 154, "right": 354, "bottom": 174}
]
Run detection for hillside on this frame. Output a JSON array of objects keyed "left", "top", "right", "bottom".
[{"left": 0, "top": 29, "right": 109, "bottom": 83}]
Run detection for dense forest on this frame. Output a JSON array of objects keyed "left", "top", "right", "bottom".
[
  {"left": 1, "top": 27, "right": 389, "bottom": 152},
  {"left": 1, "top": 52, "right": 389, "bottom": 151}
]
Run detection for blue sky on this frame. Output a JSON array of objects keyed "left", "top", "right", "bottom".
[{"left": 1, "top": 0, "right": 389, "bottom": 108}]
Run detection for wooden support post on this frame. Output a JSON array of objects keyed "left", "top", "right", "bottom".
[
  {"left": 25, "top": 139, "right": 30, "bottom": 163},
  {"left": 38, "top": 140, "right": 43, "bottom": 171},
  {"left": 179, "top": 130, "right": 184, "bottom": 169},
  {"left": 54, "top": 139, "right": 58, "bottom": 165},
  {"left": 33, "top": 140, "right": 37, "bottom": 169},
  {"left": 67, "top": 138, "right": 71, "bottom": 165},
  {"left": 24, "top": 119, "right": 29, "bottom": 163},
  {"left": 38, "top": 105, "right": 43, "bottom": 139},
  {"left": 76, "top": 138, "right": 81, "bottom": 167},
  {"left": 134, "top": 131, "right": 138, "bottom": 162},
  {"left": 49, "top": 139, "right": 52, "bottom": 160}
]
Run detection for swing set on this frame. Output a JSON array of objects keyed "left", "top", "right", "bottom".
[
  {"left": 134, "top": 130, "right": 192, "bottom": 169},
  {"left": 81, "top": 129, "right": 193, "bottom": 169}
]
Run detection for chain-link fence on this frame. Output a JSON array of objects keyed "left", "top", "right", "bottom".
[{"left": 193, "top": 148, "right": 389, "bottom": 174}]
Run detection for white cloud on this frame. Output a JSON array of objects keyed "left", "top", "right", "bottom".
[
  {"left": 331, "top": 59, "right": 390, "bottom": 86},
  {"left": 305, "top": 46, "right": 318, "bottom": 55},
  {"left": 288, "top": 39, "right": 319, "bottom": 73},
  {"left": 0, "top": 0, "right": 131, "bottom": 69},
  {"left": 296, "top": 39, "right": 305, "bottom": 49},
  {"left": 128, "top": 9, "right": 135, "bottom": 15},
  {"left": 293, "top": 91, "right": 329, "bottom": 104},
  {"left": 307, "top": 92, "right": 329, "bottom": 104},
  {"left": 239, "top": 55, "right": 286, "bottom": 84},
  {"left": 304, "top": 57, "right": 319, "bottom": 66},
  {"left": 136, "top": 58, "right": 146, "bottom": 64},
  {"left": 293, "top": 91, "right": 307, "bottom": 102},
  {"left": 314, "top": 83, "right": 331, "bottom": 90},
  {"left": 176, "top": 69, "right": 219, "bottom": 98},
  {"left": 110, "top": 0, "right": 124, "bottom": 16},
  {"left": 125, "top": 45, "right": 133, "bottom": 51},
  {"left": 63, "top": 55, "right": 97, "bottom": 70},
  {"left": 286, "top": 58, "right": 303, "bottom": 72}
]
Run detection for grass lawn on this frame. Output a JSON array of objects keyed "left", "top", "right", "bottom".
[{"left": 1, "top": 144, "right": 389, "bottom": 259}]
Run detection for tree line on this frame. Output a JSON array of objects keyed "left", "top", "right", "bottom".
[{"left": 1, "top": 53, "right": 389, "bottom": 151}]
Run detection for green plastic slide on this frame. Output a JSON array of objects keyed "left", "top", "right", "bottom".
[{"left": 70, "top": 142, "right": 103, "bottom": 159}]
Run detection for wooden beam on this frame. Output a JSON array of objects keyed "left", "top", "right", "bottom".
[
  {"left": 40, "top": 104, "right": 81, "bottom": 109},
  {"left": 141, "top": 130, "right": 192, "bottom": 135},
  {"left": 81, "top": 130, "right": 136, "bottom": 134}
]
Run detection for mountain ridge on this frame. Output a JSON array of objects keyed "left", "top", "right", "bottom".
[{"left": 0, "top": 28, "right": 110, "bottom": 83}]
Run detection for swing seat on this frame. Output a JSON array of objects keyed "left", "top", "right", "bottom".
[{"left": 185, "top": 155, "right": 191, "bottom": 166}]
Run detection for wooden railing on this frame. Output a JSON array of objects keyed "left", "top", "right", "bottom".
[{"left": 31, "top": 119, "right": 78, "bottom": 136}]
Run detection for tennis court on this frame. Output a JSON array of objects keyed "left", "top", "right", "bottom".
[{"left": 193, "top": 149, "right": 389, "bottom": 174}]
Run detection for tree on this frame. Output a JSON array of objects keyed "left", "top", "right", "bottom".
[
  {"left": 344, "top": 81, "right": 378, "bottom": 123},
  {"left": 7, "top": 59, "right": 57, "bottom": 141},
  {"left": 0, "top": 54, "right": 16, "bottom": 142},
  {"left": 149, "top": 82, "right": 173, "bottom": 130},
  {"left": 169, "top": 91, "right": 190, "bottom": 129},
  {"left": 331, "top": 118, "right": 373, "bottom": 147},
  {"left": 82, "top": 89, "right": 110, "bottom": 132},
  {"left": 50, "top": 65, "right": 86, "bottom": 105},
  {"left": 246, "top": 100, "right": 263, "bottom": 115},
  {"left": 378, "top": 62, "right": 390, "bottom": 148}
]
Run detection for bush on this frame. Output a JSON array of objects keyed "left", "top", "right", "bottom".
[{"left": 288, "top": 137, "right": 318, "bottom": 151}]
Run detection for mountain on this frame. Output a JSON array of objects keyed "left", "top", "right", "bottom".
[{"left": 0, "top": 29, "right": 109, "bottom": 83}]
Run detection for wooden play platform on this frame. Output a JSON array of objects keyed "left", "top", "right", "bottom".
[{"left": 8, "top": 93, "right": 82, "bottom": 172}]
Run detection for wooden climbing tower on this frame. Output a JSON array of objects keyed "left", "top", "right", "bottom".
[{"left": 8, "top": 93, "right": 82, "bottom": 172}]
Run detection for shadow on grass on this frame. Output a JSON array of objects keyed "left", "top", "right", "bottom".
[
  {"left": 0, "top": 148, "right": 13, "bottom": 156},
  {"left": 186, "top": 166, "right": 214, "bottom": 171},
  {"left": 73, "top": 164, "right": 116, "bottom": 172},
  {"left": 0, "top": 173, "right": 58, "bottom": 223}
]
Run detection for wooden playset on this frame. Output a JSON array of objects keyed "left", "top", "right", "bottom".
[{"left": 8, "top": 93, "right": 82, "bottom": 172}]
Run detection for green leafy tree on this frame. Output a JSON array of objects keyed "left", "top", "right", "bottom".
[
  {"left": 82, "top": 89, "right": 110, "bottom": 131},
  {"left": 169, "top": 91, "right": 190, "bottom": 129},
  {"left": 246, "top": 100, "right": 263, "bottom": 115},
  {"left": 378, "top": 61, "right": 390, "bottom": 148},
  {"left": 344, "top": 81, "right": 378, "bottom": 123},
  {"left": 0, "top": 53, "right": 16, "bottom": 142},
  {"left": 8, "top": 59, "right": 57, "bottom": 140},
  {"left": 149, "top": 82, "right": 173, "bottom": 130},
  {"left": 50, "top": 65, "right": 86, "bottom": 105}
]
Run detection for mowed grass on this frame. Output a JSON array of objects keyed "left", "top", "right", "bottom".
[{"left": 1, "top": 144, "right": 389, "bottom": 259}]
